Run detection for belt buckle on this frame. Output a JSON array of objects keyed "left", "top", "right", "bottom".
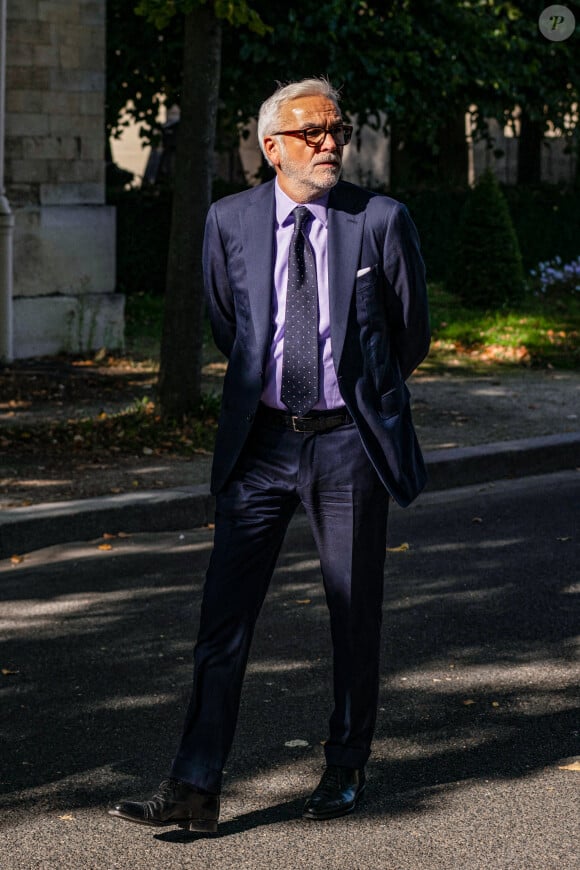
[{"left": 290, "top": 415, "right": 304, "bottom": 432}]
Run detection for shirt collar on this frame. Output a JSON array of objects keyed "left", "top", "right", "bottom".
[{"left": 275, "top": 178, "right": 329, "bottom": 228}]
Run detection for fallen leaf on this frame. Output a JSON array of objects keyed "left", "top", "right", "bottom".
[
  {"left": 58, "top": 814, "right": 75, "bottom": 821},
  {"left": 387, "top": 542, "right": 410, "bottom": 552},
  {"left": 102, "top": 533, "right": 116, "bottom": 540},
  {"left": 295, "top": 599, "right": 311, "bottom": 605},
  {"left": 491, "top": 701, "right": 500, "bottom": 708},
  {"left": 558, "top": 760, "right": 580, "bottom": 771},
  {"left": 97, "top": 543, "right": 113, "bottom": 551},
  {"left": 284, "top": 739, "right": 309, "bottom": 748},
  {"left": 462, "top": 699, "right": 476, "bottom": 706},
  {"left": 10, "top": 555, "right": 24, "bottom": 565}
]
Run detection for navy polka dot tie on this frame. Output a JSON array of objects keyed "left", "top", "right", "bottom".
[{"left": 281, "top": 206, "right": 319, "bottom": 416}]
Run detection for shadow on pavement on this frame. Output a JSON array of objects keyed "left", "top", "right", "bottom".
[{"left": 0, "top": 473, "right": 578, "bottom": 831}]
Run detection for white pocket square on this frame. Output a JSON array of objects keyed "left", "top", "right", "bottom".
[{"left": 356, "top": 265, "right": 374, "bottom": 278}]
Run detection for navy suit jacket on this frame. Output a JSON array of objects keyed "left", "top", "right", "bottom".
[{"left": 202, "top": 179, "right": 430, "bottom": 507}]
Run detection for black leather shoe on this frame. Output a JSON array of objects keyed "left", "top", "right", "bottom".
[
  {"left": 108, "top": 778, "right": 220, "bottom": 833},
  {"left": 303, "top": 765, "right": 366, "bottom": 820}
]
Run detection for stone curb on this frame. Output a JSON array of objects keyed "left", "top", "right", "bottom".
[
  {"left": 424, "top": 431, "right": 580, "bottom": 491},
  {"left": 1, "top": 432, "right": 578, "bottom": 559}
]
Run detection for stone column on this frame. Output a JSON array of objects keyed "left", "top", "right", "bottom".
[
  {"left": 0, "top": 0, "right": 14, "bottom": 362},
  {"left": 4, "top": 0, "right": 123, "bottom": 359}
]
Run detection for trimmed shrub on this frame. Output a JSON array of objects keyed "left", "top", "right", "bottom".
[
  {"left": 446, "top": 170, "right": 525, "bottom": 308},
  {"left": 396, "top": 188, "right": 467, "bottom": 281},
  {"left": 399, "top": 183, "right": 580, "bottom": 282},
  {"left": 503, "top": 183, "right": 580, "bottom": 272}
]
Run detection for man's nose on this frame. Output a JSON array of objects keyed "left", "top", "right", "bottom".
[{"left": 320, "top": 131, "right": 339, "bottom": 151}]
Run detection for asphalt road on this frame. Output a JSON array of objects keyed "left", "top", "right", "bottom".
[{"left": 0, "top": 471, "right": 578, "bottom": 870}]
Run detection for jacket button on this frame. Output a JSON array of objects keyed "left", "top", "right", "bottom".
[{"left": 245, "top": 412, "right": 254, "bottom": 422}]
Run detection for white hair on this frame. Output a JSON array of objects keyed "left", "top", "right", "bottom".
[{"left": 257, "top": 77, "right": 342, "bottom": 165}]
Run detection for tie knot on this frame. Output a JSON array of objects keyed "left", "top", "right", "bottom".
[{"left": 292, "top": 206, "right": 311, "bottom": 231}]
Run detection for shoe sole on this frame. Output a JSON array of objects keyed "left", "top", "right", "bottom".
[{"left": 108, "top": 808, "right": 218, "bottom": 833}]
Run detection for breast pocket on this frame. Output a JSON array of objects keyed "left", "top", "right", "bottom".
[{"left": 354, "top": 264, "right": 381, "bottom": 324}]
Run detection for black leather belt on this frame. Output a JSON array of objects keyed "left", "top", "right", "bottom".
[{"left": 257, "top": 404, "right": 352, "bottom": 433}]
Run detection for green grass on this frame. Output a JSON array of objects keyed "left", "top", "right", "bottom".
[
  {"left": 426, "top": 284, "right": 579, "bottom": 372},
  {"left": 124, "top": 288, "right": 580, "bottom": 375}
]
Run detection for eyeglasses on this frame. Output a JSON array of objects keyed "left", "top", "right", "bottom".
[{"left": 272, "top": 124, "right": 353, "bottom": 147}]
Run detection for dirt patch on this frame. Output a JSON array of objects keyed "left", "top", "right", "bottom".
[
  {"left": 0, "top": 356, "right": 578, "bottom": 508},
  {"left": 410, "top": 369, "right": 580, "bottom": 451}
]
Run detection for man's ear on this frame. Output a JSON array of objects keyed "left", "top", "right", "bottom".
[{"left": 263, "top": 135, "right": 281, "bottom": 168}]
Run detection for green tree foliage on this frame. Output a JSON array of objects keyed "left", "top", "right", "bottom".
[
  {"left": 106, "top": 0, "right": 268, "bottom": 153},
  {"left": 481, "top": 2, "right": 579, "bottom": 132},
  {"left": 222, "top": 1, "right": 492, "bottom": 144},
  {"left": 135, "top": 0, "right": 267, "bottom": 32},
  {"left": 106, "top": 1, "right": 183, "bottom": 149},
  {"left": 475, "top": 2, "right": 580, "bottom": 183},
  {"left": 108, "top": 2, "right": 579, "bottom": 186},
  {"left": 447, "top": 170, "right": 525, "bottom": 309}
]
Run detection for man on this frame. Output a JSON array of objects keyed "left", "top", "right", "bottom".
[{"left": 109, "top": 77, "right": 429, "bottom": 834}]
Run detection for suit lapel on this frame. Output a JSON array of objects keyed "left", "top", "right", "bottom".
[
  {"left": 327, "top": 191, "right": 365, "bottom": 368},
  {"left": 242, "top": 182, "right": 276, "bottom": 358}
]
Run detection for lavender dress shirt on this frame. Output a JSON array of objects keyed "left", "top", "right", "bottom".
[{"left": 261, "top": 181, "right": 345, "bottom": 411}]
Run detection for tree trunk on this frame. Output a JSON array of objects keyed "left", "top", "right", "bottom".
[
  {"left": 157, "top": 6, "right": 222, "bottom": 417},
  {"left": 517, "top": 110, "right": 543, "bottom": 185}
]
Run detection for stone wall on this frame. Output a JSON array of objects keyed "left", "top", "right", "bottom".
[
  {"left": 234, "top": 114, "right": 574, "bottom": 193},
  {"left": 4, "top": 0, "right": 123, "bottom": 359},
  {"left": 471, "top": 118, "right": 577, "bottom": 186}
]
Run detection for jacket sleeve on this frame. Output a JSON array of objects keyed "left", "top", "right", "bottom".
[
  {"left": 202, "top": 203, "right": 236, "bottom": 359},
  {"left": 383, "top": 203, "right": 430, "bottom": 380}
]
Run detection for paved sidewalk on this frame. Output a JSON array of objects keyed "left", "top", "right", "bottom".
[{"left": 1, "top": 430, "right": 579, "bottom": 559}]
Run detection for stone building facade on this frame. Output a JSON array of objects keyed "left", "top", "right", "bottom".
[{"left": 4, "top": 0, "right": 122, "bottom": 359}]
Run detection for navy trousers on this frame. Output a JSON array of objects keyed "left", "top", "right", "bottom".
[{"left": 171, "top": 416, "right": 389, "bottom": 794}]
